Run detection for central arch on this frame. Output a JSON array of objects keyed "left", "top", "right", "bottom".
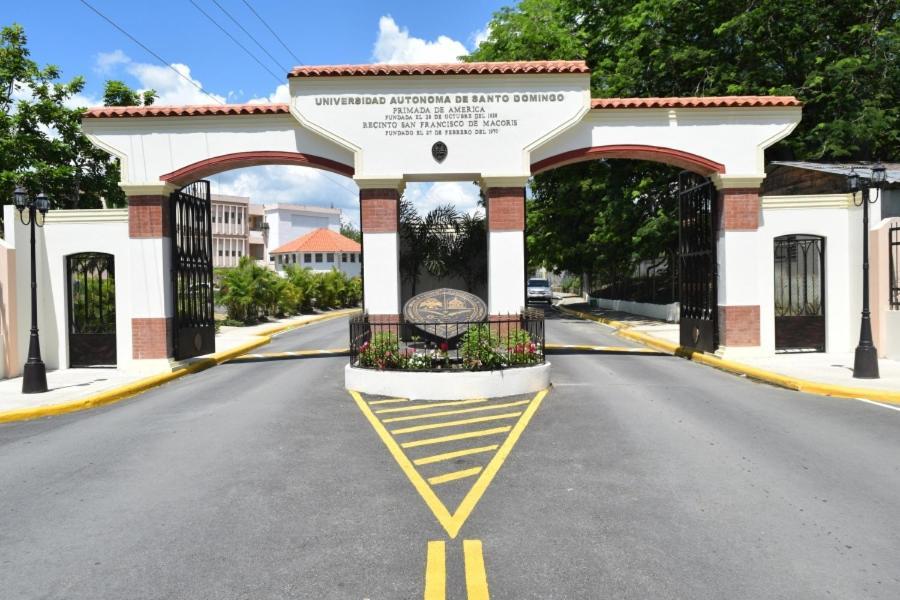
[
  {"left": 160, "top": 150, "right": 355, "bottom": 186},
  {"left": 530, "top": 144, "right": 725, "bottom": 176}
]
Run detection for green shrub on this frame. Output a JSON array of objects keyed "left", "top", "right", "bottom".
[
  {"left": 358, "top": 331, "right": 401, "bottom": 369},
  {"left": 459, "top": 325, "right": 505, "bottom": 370}
]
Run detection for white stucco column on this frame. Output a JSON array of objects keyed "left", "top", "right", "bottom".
[
  {"left": 357, "top": 179, "right": 404, "bottom": 317},
  {"left": 711, "top": 174, "right": 766, "bottom": 356},
  {"left": 482, "top": 177, "right": 528, "bottom": 315},
  {"left": 120, "top": 183, "right": 177, "bottom": 372}
]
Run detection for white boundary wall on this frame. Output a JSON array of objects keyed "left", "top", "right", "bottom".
[
  {"left": 4, "top": 206, "right": 133, "bottom": 373},
  {"left": 757, "top": 194, "right": 863, "bottom": 354},
  {"left": 588, "top": 297, "right": 679, "bottom": 322}
]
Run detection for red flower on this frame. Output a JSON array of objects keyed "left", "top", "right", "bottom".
[
  {"left": 439, "top": 342, "right": 449, "bottom": 352},
  {"left": 528, "top": 342, "right": 537, "bottom": 353},
  {"left": 514, "top": 344, "right": 524, "bottom": 353}
]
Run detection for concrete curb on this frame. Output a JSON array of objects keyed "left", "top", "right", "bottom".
[
  {"left": 0, "top": 309, "right": 360, "bottom": 424},
  {"left": 556, "top": 305, "right": 900, "bottom": 405}
]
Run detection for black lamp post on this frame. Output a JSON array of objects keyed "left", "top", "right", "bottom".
[
  {"left": 13, "top": 186, "right": 50, "bottom": 393},
  {"left": 847, "top": 164, "right": 886, "bottom": 379}
]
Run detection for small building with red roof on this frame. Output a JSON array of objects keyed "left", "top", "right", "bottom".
[{"left": 270, "top": 228, "right": 361, "bottom": 277}]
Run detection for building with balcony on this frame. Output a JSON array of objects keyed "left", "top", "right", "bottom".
[{"left": 211, "top": 193, "right": 249, "bottom": 268}]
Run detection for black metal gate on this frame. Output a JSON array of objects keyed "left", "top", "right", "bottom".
[
  {"left": 678, "top": 172, "right": 718, "bottom": 351},
  {"left": 774, "top": 235, "right": 825, "bottom": 352},
  {"left": 891, "top": 224, "right": 899, "bottom": 310},
  {"left": 67, "top": 252, "right": 116, "bottom": 367},
  {"left": 170, "top": 180, "right": 215, "bottom": 360}
]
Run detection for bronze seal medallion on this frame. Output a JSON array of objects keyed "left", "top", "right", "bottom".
[{"left": 403, "top": 288, "right": 487, "bottom": 338}]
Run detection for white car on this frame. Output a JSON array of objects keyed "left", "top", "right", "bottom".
[{"left": 527, "top": 278, "right": 553, "bottom": 304}]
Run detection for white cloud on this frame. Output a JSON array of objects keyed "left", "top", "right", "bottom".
[
  {"left": 373, "top": 16, "right": 469, "bottom": 64},
  {"left": 404, "top": 182, "right": 482, "bottom": 217},
  {"left": 95, "top": 49, "right": 130, "bottom": 74},
  {"left": 247, "top": 83, "right": 290, "bottom": 104},
  {"left": 126, "top": 61, "right": 225, "bottom": 105},
  {"left": 209, "top": 165, "right": 360, "bottom": 225},
  {"left": 472, "top": 26, "right": 491, "bottom": 49}
]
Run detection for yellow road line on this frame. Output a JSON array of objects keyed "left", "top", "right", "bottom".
[
  {"left": 375, "top": 398, "right": 487, "bottom": 414},
  {"left": 464, "top": 540, "right": 490, "bottom": 600},
  {"left": 428, "top": 466, "right": 483, "bottom": 485},
  {"left": 382, "top": 400, "right": 531, "bottom": 423},
  {"left": 424, "top": 540, "right": 446, "bottom": 600},
  {"left": 449, "top": 389, "right": 548, "bottom": 538},
  {"left": 368, "top": 398, "right": 409, "bottom": 405},
  {"left": 400, "top": 426, "right": 513, "bottom": 449},
  {"left": 391, "top": 412, "right": 523, "bottom": 435},
  {"left": 413, "top": 445, "right": 500, "bottom": 466}
]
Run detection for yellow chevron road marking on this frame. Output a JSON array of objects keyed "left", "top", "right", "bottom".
[
  {"left": 381, "top": 400, "right": 530, "bottom": 423},
  {"left": 428, "top": 467, "right": 483, "bottom": 485},
  {"left": 349, "top": 389, "right": 548, "bottom": 539}
]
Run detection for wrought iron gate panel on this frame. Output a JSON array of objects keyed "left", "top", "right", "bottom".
[
  {"left": 677, "top": 172, "right": 718, "bottom": 351},
  {"left": 67, "top": 252, "right": 116, "bottom": 367},
  {"left": 170, "top": 180, "right": 215, "bottom": 360},
  {"left": 773, "top": 235, "right": 825, "bottom": 351},
  {"left": 891, "top": 224, "right": 899, "bottom": 310}
]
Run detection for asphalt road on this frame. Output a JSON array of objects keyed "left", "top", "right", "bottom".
[{"left": 1, "top": 309, "right": 898, "bottom": 599}]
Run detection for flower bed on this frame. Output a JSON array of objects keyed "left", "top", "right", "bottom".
[{"left": 349, "top": 310, "right": 544, "bottom": 372}]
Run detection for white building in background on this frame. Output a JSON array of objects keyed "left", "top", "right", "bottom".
[
  {"left": 263, "top": 204, "right": 341, "bottom": 265},
  {"left": 271, "top": 228, "right": 361, "bottom": 277},
  {"left": 210, "top": 197, "right": 343, "bottom": 268},
  {"left": 211, "top": 193, "right": 249, "bottom": 268}
]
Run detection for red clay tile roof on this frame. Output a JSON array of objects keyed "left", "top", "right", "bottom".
[
  {"left": 82, "top": 103, "right": 290, "bottom": 118},
  {"left": 591, "top": 96, "right": 802, "bottom": 109},
  {"left": 271, "top": 228, "right": 361, "bottom": 254},
  {"left": 289, "top": 60, "right": 590, "bottom": 78}
]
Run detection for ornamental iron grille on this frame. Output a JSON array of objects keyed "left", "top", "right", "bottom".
[
  {"left": 66, "top": 252, "right": 117, "bottom": 367},
  {"left": 890, "top": 224, "right": 899, "bottom": 310},
  {"left": 773, "top": 234, "right": 826, "bottom": 352},
  {"left": 170, "top": 180, "right": 215, "bottom": 360},
  {"left": 677, "top": 172, "right": 718, "bottom": 352}
]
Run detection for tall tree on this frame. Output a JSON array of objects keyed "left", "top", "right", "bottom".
[
  {"left": 0, "top": 24, "right": 124, "bottom": 211},
  {"left": 468, "top": 0, "right": 899, "bottom": 281}
]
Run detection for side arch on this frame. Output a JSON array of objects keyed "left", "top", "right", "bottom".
[
  {"left": 530, "top": 144, "right": 725, "bottom": 176},
  {"left": 160, "top": 150, "right": 355, "bottom": 186}
]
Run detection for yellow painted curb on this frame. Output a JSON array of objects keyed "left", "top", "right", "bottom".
[
  {"left": 0, "top": 309, "right": 361, "bottom": 424},
  {"left": 557, "top": 305, "right": 900, "bottom": 405}
]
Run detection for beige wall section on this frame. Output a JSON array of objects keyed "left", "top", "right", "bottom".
[
  {"left": 0, "top": 238, "right": 19, "bottom": 378},
  {"left": 870, "top": 217, "right": 900, "bottom": 358}
]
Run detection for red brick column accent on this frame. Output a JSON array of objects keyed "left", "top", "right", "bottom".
[
  {"left": 132, "top": 317, "right": 173, "bottom": 359},
  {"left": 128, "top": 195, "right": 170, "bottom": 238},
  {"left": 718, "top": 188, "right": 760, "bottom": 231},
  {"left": 486, "top": 187, "right": 525, "bottom": 231},
  {"left": 360, "top": 188, "right": 400, "bottom": 233},
  {"left": 128, "top": 192, "right": 173, "bottom": 359},
  {"left": 718, "top": 305, "right": 761, "bottom": 347}
]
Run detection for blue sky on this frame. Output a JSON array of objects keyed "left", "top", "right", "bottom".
[{"left": 6, "top": 0, "right": 508, "bottom": 224}]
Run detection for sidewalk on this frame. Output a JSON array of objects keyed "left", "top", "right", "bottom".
[
  {"left": 556, "top": 299, "right": 900, "bottom": 404},
  {"left": 0, "top": 309, "right": 359, "bottom": 423}
]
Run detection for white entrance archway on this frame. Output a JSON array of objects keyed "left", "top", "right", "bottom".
[{"left": 82, "top": 60, "right": 802, "bottom": 366}]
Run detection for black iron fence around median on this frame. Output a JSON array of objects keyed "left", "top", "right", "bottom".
[{"left": 349, "top": 309, "right": 545, "bottom": 371}]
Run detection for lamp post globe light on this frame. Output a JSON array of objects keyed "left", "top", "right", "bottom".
[
  {"left": 13, "top": 186, "right": 50, "bottom": 393},
  {"left": 847, "top": 163, "right": 886, "bottom": 379}
]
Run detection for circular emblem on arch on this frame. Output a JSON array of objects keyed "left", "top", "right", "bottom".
[{"left": 431, "top": 141, "right": 448, "bottom": 163}]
